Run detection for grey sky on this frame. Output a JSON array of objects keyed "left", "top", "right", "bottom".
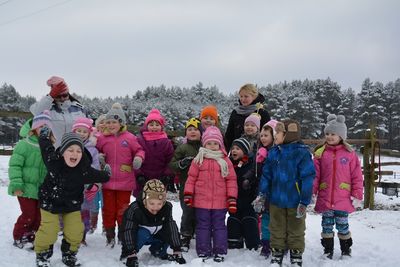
[{"left": 1, "top": 0, "right": 399, "bottom": 99}]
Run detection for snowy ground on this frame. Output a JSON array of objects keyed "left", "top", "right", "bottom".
[{"left": 1, "top": 155, "right": 400, "bottom": 267}]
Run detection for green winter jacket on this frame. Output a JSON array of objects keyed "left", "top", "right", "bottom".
[
  {"left": 8, "top": 119, "right": 47, "bottom": 199},
  {"left": 169, "top": 139, "right": 201, "bottom": 199}
]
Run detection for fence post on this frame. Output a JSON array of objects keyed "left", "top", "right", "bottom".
[
  {"left": 363, "top": 124, "right": 377, "bottom": 210},
  {"left": 363, "top": 129, "right": 371, "bottom": 209}
]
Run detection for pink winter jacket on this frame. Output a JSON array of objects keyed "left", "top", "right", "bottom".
[
  {"left": 184, "top": 157, "right": 238, "bottom": 209},
  {"left": 313, "top": 144, "right": 363, "bottom": 213},
  {"left": 96, "top": 130, "right": 145, "bottom": 191}
]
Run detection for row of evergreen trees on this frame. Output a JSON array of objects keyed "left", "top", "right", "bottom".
[{"left": 1, "top": 78, "right": 399, "bottom": 149}]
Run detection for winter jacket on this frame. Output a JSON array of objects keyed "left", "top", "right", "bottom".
[
  {"left": 185, "top": 156, "right": 237, "bottom": 209},
  {"left": 30, "top": 95, "right": 87, "bottom": 147},
  {"left": 225, "top": 93, "right": 271, "bottom": 149},
  {"left": 313, "top": 144, "right": 363, "bottom": 213},
  {"left": 96, "top": 130, "right": 145, "bottom": 191},
  {"left": 120, "top": 197, "right": 181, "bottom": 256},
  {"left": 38, "top": 135, "right": 110, "bottom": 214},
  {"left": 259, "top": 142, "right": 315, "bottom": 208},
  {"left": 8, "top": 119, "right": 47, "bottom": 199},
  {"left": 136, "top": 131, "right": 174, "bottom": 180},
  {"left": 231, "top": 154, "right": 258, "bottom": 204},
  {"left": 169, "top": 139, "right": 201, "bottom": 198}
]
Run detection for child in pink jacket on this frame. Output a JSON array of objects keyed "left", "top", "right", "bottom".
[
  {"left": 313, "top": 114, "right": 363, "bottom": 259},
  {"left": 96, "top": 103, "right": 145, "bottom": 247},
  {"left": 184, "top": 126, "right": 237, "bottom": 262}
]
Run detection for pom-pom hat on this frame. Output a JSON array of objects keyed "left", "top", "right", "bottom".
[
  {"left": 324, "top": 114, "right": 347, "bottom": 140},
  {"left": 106, "top": 103, "right": 126, "bottom": 125},
  {"left": 144, "top": 109, "right": 166, "bottom": 127}
]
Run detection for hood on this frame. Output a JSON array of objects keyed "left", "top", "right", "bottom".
[{"left": 19, "top": 118, "right": 33, "bottom": 138}]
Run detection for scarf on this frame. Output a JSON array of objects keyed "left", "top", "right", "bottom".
[
  {"left": 235, "top": 104, "right": 257, "bottom": 115},
  {"left": 142, "top": 131, "right": 168, "bottom": 141},
  {"left": 193, "top": 147, "right": 229, "bottom": 177}
]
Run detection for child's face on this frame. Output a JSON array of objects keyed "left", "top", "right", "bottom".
[
  {"left": 260, "top": 129, "right": 273, "bottom": 147},
  {"left": 204, "top": 140, "right": 220, "bottom": 151},
  {"left": 106, "top": 119, "right": 121, "bottom": 135},
  {"left": 201, "top": 116, "right": 216, "bottom": 129},
  {"left": 239, "top": 91, "right": 257, "bottom": 107},
  {"left": 145, "top": 198, "right": 164, "bottom": 215},
  {"left": 325, "top": 132, "right": 341, "bottom": 145},
  {"left": 147, "top": 120, "right": 162, "bottom": 132},
  {"left": 186, "top": 126, "right": 201, "bottom": 141},
  {"left": 63, "top": 144, "right": 83, "bottom": 167},
  {"left": 97, "top": 120, "right": 106, "bottom": 133},
  {"left": 230, "top": 145, "right": 244, "bottom": 161},
  {"left": 274, "top": 131, "right": 285, "bottom": 145},
  {"left": 75, "top": 127, "right": 90, "bottom": 141},
  {"left": 244, "top": 122, "right": 258, "bottom": 135}
]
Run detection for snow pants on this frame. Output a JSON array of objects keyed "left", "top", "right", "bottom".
[
  {"left": 13, "top": 197, "right": 41, "bottom": 241},
  {"left": 180, "top": 197, "right": 196, "bottom": 237},
  {"left": 102, "top": 189, "right": 131, "bottom": 229},
  {"left": 195, "top": 208, "right": 228, "bottom": 256}
]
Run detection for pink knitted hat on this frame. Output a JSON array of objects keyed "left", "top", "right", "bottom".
[
  {"left": 201, "top": 126, "right": 224, "bottom": 148},
  {"left": 144, "top": 109, "right": 166, "bottom": 127},
  {"left": 244, "top": 113, "right": 261, "bottom": 129},
  {"left": 264, "top": 119, "right": 278, "bottom": 129},
  {"left": 72, "top": 117, "right": 93, "bottom": 133}
]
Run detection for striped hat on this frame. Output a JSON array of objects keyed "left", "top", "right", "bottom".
[
  {"left": 232, "top": 137, "right": 251, "bottom": 155},
  {"left": 72, "top": 117, "right": 93, "bottom": 133},
  {"left": 59, "top": 132, "right": 84, "bottom": 155},
  {"left": 31, "top": 110, "right": 52, "bottom": 131}
]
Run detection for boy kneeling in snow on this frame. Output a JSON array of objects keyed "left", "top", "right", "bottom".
[
  {"left": 120, "top": 179, "right": 186, "bottom": 267},
  {"left": 34, "top": 130, "right": 111, "bottom": 267}
]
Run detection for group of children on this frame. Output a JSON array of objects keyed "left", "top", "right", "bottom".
[{"left": 8, "top": 83, "right": 364, "bottom": 267}]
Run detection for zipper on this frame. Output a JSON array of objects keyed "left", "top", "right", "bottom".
[{"left": 330, "top": 150, "right": 336, "bottom": 208}]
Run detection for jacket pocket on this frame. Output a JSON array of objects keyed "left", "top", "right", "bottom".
[
  {"left": 120, "top": 164, "right": 132, "bottom": 173},
  {"left": 319, "top": 182, "right": 328, "bottom": 190},
  {"left": 339, "top": 182, "right": 351, "bottom": 191}
]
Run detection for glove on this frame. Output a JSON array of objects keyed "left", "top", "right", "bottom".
[
  {"left": 227, "top": 198, "right": 237, "bottom": 214},
  {"left": 39, "top": 125, "right": 51, "bottom": 138},
  {"left": 184, "top": 193, "right": 193, "bottom": 207},
  {"left": 125, "top": 254, "right": 138, "bottom": 267},
  {"left": 47, "top": 76, "right": 68, "bottom": 98},
  {"left": 178, "top": 156, "right": 193, "bottom": 169},
  {"left": 136, "top": 175, "right": 146, "bottom": 187},
  {"left": 132, "top": 156, "right": 143, "bottom": 170},
  {"left": 99, "top": 153, "right": 106, "bottom": 169},
  {"left": 242, "top": 179, "right": 250, "bottom": 190},
  {"left": 296, "top": 203, "right": 307, "bottom": 218},
  {"left": 104, "top": 164, "right": 112, "bottom": 177},
  {"left": 352, "top": 197, "right": 363, "bottom": 210},
  {"left": 252, "top": 195, "right": 266, "bottom": 213},
  {"left": 168, "top": 252, "right": 186, "bottom": 264},
  {"left": 85, "top": 184, "right": 99, "bottom": 202}
]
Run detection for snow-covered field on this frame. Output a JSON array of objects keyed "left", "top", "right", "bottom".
[{"left": 1, "top": 155, "right": 400, "bottom": 267}]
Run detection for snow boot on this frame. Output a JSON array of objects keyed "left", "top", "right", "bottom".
[
  {"left": 260, "top": 239, "right": 271, "bottom": 257},
  {"left": 62, "top": 251, "right": 81, "bottom": 267},
  {"left": 125, "top": 256, "right": 139, "bottom": 267},
  {"left": 339, "top": 237, "right": 352, "bottom": 257},
  {"left": 213, "top": 254, "right": 225, "bottom": 262},
  {"left": 270, "top": 248, "right": 284, "bottom": 266},
  {"left": 181, "top": 235, "right": 191, "bottom": 252},
  {"left": 36, "top": 246, "right": 53, "bottom": 267},
  {"left": 290, "top": 249, "right": 303, "bottom": 267},
  {"left": 105, "top": 227, "right": 116, "bottom": 247},
  {"left": 321, "top": 237, "right": 334, "bottom": 259}
]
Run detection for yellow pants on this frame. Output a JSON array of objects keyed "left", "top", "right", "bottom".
[{"left": 34, "top": 209, "right": 83, "bottom": 253}]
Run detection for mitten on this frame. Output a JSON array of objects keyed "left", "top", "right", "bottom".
[
  {"left": 125, "top": 254, "right": 138, "bottom": 267},
  {"left": 99, "top": 153, "right": 106, "bottom": 169},
  {"left": 256, "top": 147, "right": 267, "bottom": 163},
  {"left": 252, "top": 195, "right": 266, "bottom": 213},
  {"left": 85, "top": 184, "right": 99, "bottom": 202},
  {"left": 183, "top": 193, "right": 193, "bottom": 207},
  {"left": 296, "top": 203, "right": 307, "bottom": 218},
  {"left": 104, "top": 164, "right": 112, "bottom": 177},
  {"left": 39, "top": 125, "right": 51, "bottom": 138},
  {"left": 132, "top": 156, "right": 143, "bottom": 170},
  {"left": 178, "top": 156, "right": 193, "bottom": 169},
  {"left": 352, "top": 197, "right": 363, "bottom": 210},
  {"left": 47, "top": 76, "right": 68, "bottom": 98},
  {"left": 136, "top": 175, "right": 146, "bottom": 187},
  {"left": 227, "top": 198, "right": 237, "bottom": 214},
  {"left": 242, "top": 179, "right": 250, "bottom": 190}
]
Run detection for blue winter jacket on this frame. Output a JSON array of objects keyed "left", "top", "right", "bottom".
[{"left": 259, "top": 142, "right": 315, "bottom": 208}]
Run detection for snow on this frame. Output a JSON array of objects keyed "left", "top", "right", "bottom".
[{"left": 1, "top": 155, "right": 400, "bottom": 267}]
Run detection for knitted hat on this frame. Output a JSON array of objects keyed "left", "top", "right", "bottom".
[
  {"left": 275, "top": 120, "right": 301, "bottom": 144},
  {"left": 264, "top": 119, "right": 278, "bottom": 130},
  {"left": 144, "top": 109, "right": 165, "bottom": 127},
  {"left": 72, "top": 117, "right": 93, "bottom": 133},
  {"left": 95, "top": 114, "right": 107, "bottom": 128},
  {"left": 201, "top": 126, "right": 224, "bottom": 148},
  {"left": 31, "top": 110, "right": 53, "bottom": 130},
  {"left": 232, "top": 137, "right": 251, "bottom": 155},
  {"left": 59, "top": 132, "right": 84, "bottom": 155},
  {"left": 200, "top": 105, "right": 218, "bottom": 125},
  {"left": 244, "top": 113, "right": 261, "bottom": 129},
  {"left": 106, "top": 103, "right": 126, "bottom": 125},
  {"left": 142, "top": 179, "right": 167, "bottom": 204},
  {"left": 324, "top": 114, "right": 347, "bottom": 140}
]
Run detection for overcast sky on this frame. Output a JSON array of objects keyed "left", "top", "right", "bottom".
[{"left": 1, "top": 0, "right": 399, "bottom": 99}]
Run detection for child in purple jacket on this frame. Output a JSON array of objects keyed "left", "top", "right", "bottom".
[{"left": 134, "top": 109, "right": 174, "bottom": 196}]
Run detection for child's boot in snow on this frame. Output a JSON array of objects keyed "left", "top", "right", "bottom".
[
  {"left": 339, "top": 236, "right": 352, "bottom": 257},
  {"left": 260, "top": 239, "right": 271, "bottom": 257},
  {"left": 290, "top": 249, "right": 303, "bottom": 266},
  {"left": 321, "top": 237, "right": 334, "bottom": 259},
  {"left": 270, "top": 248, "right": 284, "bottom": 266},
  {"left": 36, "top": 246, "right": 53, "bottom": 267}
]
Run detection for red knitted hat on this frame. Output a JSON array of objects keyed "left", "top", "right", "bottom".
[{"left": 144, "top": 109, "right": 166, "bottom": 127}]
